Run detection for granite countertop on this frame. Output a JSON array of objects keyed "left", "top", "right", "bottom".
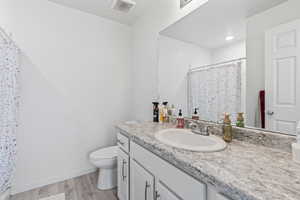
[{"left": 116, "top": 121, "right": 300, "bottom": 200}]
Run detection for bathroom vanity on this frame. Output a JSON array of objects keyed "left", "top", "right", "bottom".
[
  {"left": 116, "top": 121, "right": 300, "bottom": 200},
  {"left": 117, "top": 129, "right": 227, "bottom": 200}
]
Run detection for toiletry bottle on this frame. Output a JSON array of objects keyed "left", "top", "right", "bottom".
[
  {"left": 236, "top": 112, "right": 245, "bottom": 127},
  {"left": 162, "top": 102, "right": 169, "bottom": 123},
  {"left": 192, "top": 108, "right": 199, "bottom": 120},
  {"left": 159, "top": 104, "right": 164, "bottom": 123},
  {"left": 167, "top": 104, "right": 172, "bottom": 123},
  {"left": 223, "top": 113, "right": 233, "bottom": 143},
  {"left": 167, "top": 105, "right": 172, "bottom": 116},
  {"left": 171, "top": 104, "right": 176, "bottom": 116},
  {"left": 171, "top": 104, "right": 176, "bottom": 123},
  {"left": 176, "top": 109, "right": 185, "bottom": 129},
  {"left": 152, "top": 102, "right": 159, "bottom": 123}
]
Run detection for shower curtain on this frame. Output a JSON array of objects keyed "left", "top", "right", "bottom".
[
  {"left": 0, "top": 30, "right": 19, "bottom": 194},
  {"left": 188, "top": 62, "right": 242, "bottom": 123}
]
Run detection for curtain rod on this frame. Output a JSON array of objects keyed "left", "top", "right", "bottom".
[
  {"left": 0, "top": 27, "right": 10, "bottom": 40},
  {"left": 189, "top": 57, "right": 246, "bottom": 73},
  {"left": 0, "top": 26, "right": 15, "bottom": 45}
]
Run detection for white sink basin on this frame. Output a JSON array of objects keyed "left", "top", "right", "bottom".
[{"left": 155, "top": 129, "right": 227, "bottom": 152}]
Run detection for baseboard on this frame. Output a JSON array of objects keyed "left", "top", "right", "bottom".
[
  {"left": 0, "top": 189, "right": 10, "bottom": 200},
  {"left": 11, "top": 167, "right": 97, "bottom": 195}
]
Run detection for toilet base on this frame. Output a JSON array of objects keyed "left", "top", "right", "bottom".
[
  {"left": 97, "top": 168, "right": 117, "bottom": 190},
  {"left": 0, "top": 189, "right": 10, "bottom": 200}
]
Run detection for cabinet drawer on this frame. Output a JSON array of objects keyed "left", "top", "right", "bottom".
[
  {"left": 131, "top": 141, "right": 206, "bottom": 200},
  {"left": 117, "top": 133, "right": 129, "bottom": 153}
]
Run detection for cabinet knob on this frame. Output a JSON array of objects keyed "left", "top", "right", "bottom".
[{"left": 267, "top": 110, "right": 274, "bottom": 116}]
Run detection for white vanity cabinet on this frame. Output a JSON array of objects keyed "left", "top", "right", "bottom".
[
  {"left": 117, "top": 133, "right": 130, "bottom": 200},
  {"left": 117, "top": 132, "right": 231, "bottom": 200}
]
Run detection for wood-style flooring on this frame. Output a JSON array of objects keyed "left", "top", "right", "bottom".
[{"left": 11, "top": 172, "right": 118, "bottom": 200}]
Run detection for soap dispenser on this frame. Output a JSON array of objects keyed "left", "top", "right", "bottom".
[
  {"left": 176, "top": 109, "right": 185, "bottom": 129},
  {"left": 192, "top": 108, "right": 199, "bottom": 120},
  {"left": 223, "top": 113, "right": 233, "bottom": 143}
]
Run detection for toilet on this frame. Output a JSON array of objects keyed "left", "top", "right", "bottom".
[{"left": 89, "top": 146, "right": 118, "bottom": 190}]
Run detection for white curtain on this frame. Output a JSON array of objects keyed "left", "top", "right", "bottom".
[
  {"left": 0, "top": 30, "right": 19, "bottom": 193},
  {"left": 188, "top": 62, "right": 242, "bottom": 123}
]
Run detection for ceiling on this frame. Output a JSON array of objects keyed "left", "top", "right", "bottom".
[
  {"left": 160, "top": 0, "right": 288, "bottom": 49},
  {"left": 48, "top": 0, "right": 153, "bottom": 25}
]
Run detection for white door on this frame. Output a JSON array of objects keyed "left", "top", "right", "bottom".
[
  {"left": 130, "top": 160, "right": 154, "bottom": 200},
  {"left": 265, "top": 19, "right": 300, "bottom": 135},
  {"left": 156, "top": 181, "right": 181, "bottom": 200},
  {"left": 118, "top": 149, "right": 129, "bottom": 200}
]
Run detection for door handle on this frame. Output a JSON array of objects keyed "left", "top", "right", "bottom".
[
  {"left": 122, "top": 160, "right": 127, "bottom": 181},
  {"left": 267, "top": 111, "right": 274, "bottom": 116},
  {"left": 144, "top": 181, "right": 150, "bottom": 200}
]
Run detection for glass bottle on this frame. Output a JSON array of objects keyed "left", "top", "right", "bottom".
[
  {"left": 152, "top": 102, "right": 159, "bottom": 122},
  {"left": 223, "top": 113, "right": 233, "bottom": 143},
  {"left": 236, "top": 112, "right": 245, "bottom": 128}
]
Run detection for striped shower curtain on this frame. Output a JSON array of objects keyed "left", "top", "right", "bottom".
[{"left": 0, "top": 30, "right": 19, "bottom": 194}]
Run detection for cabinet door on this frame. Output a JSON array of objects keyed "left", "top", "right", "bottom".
[
  {"left": 118, "top": 148, "right": 129, "bottom": 200},
  {"left": 130, "top": 159, "right": 155, "bottom": 200},
  {"left": 156, "top": 181, "right": 181, "bottom": 200}
]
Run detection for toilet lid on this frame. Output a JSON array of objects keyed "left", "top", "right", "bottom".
[{"left": 90, "top": 146, "right": 118, "bottom": 160}]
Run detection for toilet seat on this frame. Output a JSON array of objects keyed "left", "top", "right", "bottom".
[{"left": 90, "top": 146, "right": 118, "bottom": 161}]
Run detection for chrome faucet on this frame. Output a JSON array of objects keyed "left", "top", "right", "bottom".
[{"left": 187, "top": 121, "right": 211, "bottom": 136}]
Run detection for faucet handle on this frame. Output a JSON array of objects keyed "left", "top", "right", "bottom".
[{"left": 202, "top": 125, "right": 213, "bottom": 136}]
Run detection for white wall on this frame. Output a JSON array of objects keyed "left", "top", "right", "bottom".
[
  {"left": 158, "top": 36, "right": 212, "bottom": 115},
  {"left": 132, "top": 0, "right": 209, "bottom": 120},
  {"left": 212, "top": 41, "right": 246, "bottom": 63},
  {"left": 246, "top": 0, "right": 300, "bottom": 127},
  {"left": 0, "top": 0, "right": 132, "bottom": 194}
]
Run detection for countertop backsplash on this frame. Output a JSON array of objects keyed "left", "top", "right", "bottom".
[{"left": 184, "top": 118, "right": 296, "bottom": 153}]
